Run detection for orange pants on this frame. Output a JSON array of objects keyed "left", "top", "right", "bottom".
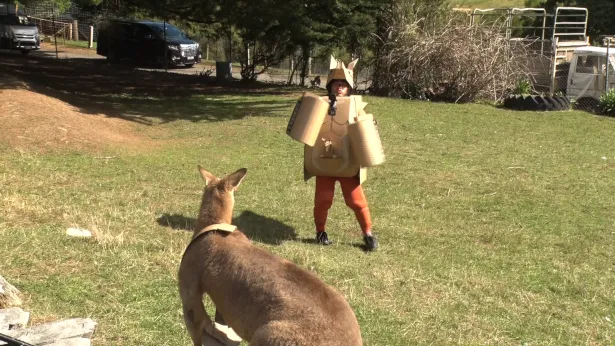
[{"left": 314, "top": 176, "right": 372, "bottom": 234}]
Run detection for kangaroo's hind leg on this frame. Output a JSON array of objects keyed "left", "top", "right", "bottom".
[{"left": 180, "top": 288, "right": 211, "bottom": 346}]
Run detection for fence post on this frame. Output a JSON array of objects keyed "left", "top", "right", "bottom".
[
  {"left": 52, "top": 2, "right": 58, "bottom": 59},
  {"left": 89, "top": 25, "right": 93, "bottom": 48},
  {"left": 606, "top": 38, "right": 611, "bottom": 94},
  {"left": 72, "top": 20, "right": 79, "bottom": 41}
]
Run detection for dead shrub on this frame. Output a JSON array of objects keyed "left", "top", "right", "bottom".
[{"left": 372, "top": 7, "right": 532, "bottom": 103}]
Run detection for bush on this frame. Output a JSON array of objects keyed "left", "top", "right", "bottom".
[
  {"left": 512, "top": 78, "right": 533, "bottom": 95},
  {"left": 371, "top": 0, "right": 532, "bottom": 103},
  {"left": 599, "top": 89, "right": 615, "bottom": 116}
]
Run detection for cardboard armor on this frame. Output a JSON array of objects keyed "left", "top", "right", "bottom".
[{"left": 286, "top": 56, "right": 385, "bottom": 183}]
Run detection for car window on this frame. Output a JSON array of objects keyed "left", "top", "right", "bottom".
[
  {"left": 17, "top": 15, "right": 32, "bottom": 25},
  {"left": 148, "top": 23, "right": 187, "bottom": 40},
  {"left": 576, "top": 55, "right": 603, "bottom": 74},
  {"left": 134, "top": 24, "right": 154, "bottom": 39},
  {"left": 2, "top": 15, "right": 19, "bottom": 25},
  {"left": 112, "top": 23, "right": 133, "bottom": 39}
]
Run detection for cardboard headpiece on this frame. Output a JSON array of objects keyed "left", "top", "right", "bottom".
[{"left": 326, "top": 56, "right": 358, "bottom": 90}]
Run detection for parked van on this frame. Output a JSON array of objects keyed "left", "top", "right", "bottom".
[
  {"left": 97, "top": 19, "right": 203, "bottom": 68},
  {"left": 566, "top": 46, "right": 615, "bottom": 105},
  {"left": 0, "top": 3, "right": 41, "bottom": 55}
]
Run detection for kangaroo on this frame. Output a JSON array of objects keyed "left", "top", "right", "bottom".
[{"left": 178, "top": 166, "right": 363, "bottom": 346}]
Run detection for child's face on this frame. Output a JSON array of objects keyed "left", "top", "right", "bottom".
[{"left": 331, "top": 80, "right": 350, "bottom": 97}]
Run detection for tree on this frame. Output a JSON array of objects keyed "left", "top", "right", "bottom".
[{"left": 17, "top": 0, "right": 102, "bottom": 13}]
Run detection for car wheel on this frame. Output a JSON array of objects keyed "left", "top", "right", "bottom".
[
  {"left": 185, "top": 64, "right": 194, "bottom": 68},
  {"left": 107, "top": 51, "right": 118, "bottom": 63}
]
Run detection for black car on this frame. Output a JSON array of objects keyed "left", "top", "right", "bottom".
[{"left": 97, "top": 19, "right": 202, "bottom": 68}]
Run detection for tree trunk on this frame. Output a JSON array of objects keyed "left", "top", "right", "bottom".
[
  {"left": 287, "top": 54, "right": 298, "bottom": 85},
  {"left": 299, "top": 43, "right": 311, "bottom": 87}
]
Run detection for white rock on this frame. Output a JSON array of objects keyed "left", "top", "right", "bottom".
[{"left": 66, "top": 228, "right": 92, "bottom": 238}]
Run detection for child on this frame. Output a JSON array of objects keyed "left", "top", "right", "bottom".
[{"left": 303, "top": 56, "right": 379, "bottom": 251}]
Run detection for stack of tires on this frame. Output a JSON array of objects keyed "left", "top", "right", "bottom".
[{"left": 502, "top": 95, "right": 570, "bottom": 111}]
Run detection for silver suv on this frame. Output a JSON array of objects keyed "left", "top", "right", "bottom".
[{"left": 0, "top": 5, "right": 40, "bottom": 55}]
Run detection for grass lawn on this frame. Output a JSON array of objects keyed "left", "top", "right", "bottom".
[
  {"left": 51, "top": 39, "right": 97, "bottom": 50},
  {"left": 451, "top": 0, "right": 525, "bottom": 8},
  {"left": 1, "top": 85, "right": 614, "bottom": 345}
]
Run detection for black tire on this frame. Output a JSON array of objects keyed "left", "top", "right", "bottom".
[
  {"left": 503, "top": 95, "right": 524, "bottom": 110},
  {"left": 503, "top": 95, "right": 517, "bottom": 109},
  {"left": 532, "top": 95, "right": 551, "bottom": 111},
  {"left": 551, "top": 96, "right": 570, "bottom": 111},
  {"left": 185, "top": 64, "right": 194, "bottom": 68},
  {"left": 522, "top": 95, "right": 541, "bottom": 111},
  {"left": 503, "top": 94, "right": 570, "bottom": 111}
]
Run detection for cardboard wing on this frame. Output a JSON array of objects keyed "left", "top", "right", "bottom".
[
  {"left": 348, "top": 112, "right": 385, "bottom": 167},
  {"left": 286, "top": 92, "right": 329, "bottom": 147}
]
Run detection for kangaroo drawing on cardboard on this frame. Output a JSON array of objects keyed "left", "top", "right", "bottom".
[{"left": 178, "top": 166, "right": 362, "bottom": 346}]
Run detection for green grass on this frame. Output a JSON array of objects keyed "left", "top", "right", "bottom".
[
  {"left": 1, "top": 89, "right": 615, "bottom": 345},
  {"left": 451, "top": 0, "right": 525, "bottom": 8},
  {"left": 53, "top": 39, "right": 97, "bottom": 49}
]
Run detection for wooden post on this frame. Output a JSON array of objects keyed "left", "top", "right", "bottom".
[
  {"left": 68, "top": 24, "right": 72, "bottom": 41},
  {"left": 88, "top": 25, "right": 93, "bottom": 48},
  {"left": 52, "top": 3, "right": 58, "bottom": 59},
  {"left": 72, "top": 20, "right": 78, "bottom": 41},
  {"left": 606, "top": 38, "right": 611, "bottom": 94}
]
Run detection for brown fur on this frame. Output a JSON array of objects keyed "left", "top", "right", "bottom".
[{"left": 178, "top": 167, "right": 362, "bottom": 346}]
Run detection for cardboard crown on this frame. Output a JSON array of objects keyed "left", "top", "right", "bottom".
[{"left": 326, "top": 56, "right": 358, "bottom": 90}]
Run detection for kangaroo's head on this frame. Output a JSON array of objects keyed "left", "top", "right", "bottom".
[{"left": 194, "top": 166, "right": 247, "bottom": 232}]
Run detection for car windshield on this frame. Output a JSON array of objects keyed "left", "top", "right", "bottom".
[
  {"left": 2, "top": 14, "right": 34, "bottom": 26},
  {"left": 148, "top": 23, "right": 187, "bottom": 40}
]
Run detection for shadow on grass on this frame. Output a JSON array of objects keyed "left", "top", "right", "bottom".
[
  {"left": 0, "top": 51, "right": 302, "bottom": 125},
  {"left": 297, "top": 237, "right": 373, "bottom": 252},
  {"left": 156, "top": 210, "right": 297, "bottom": 246},
  {"left": 156, "top": 213, "right": 194, "bottom": 232},
  {"left": 233, "top": 210, "right": 297, "bottom": 245}
]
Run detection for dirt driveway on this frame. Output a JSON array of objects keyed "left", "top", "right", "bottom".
[
  {"left": 14, "top": 42, "right": 293, "bottom": 84},
  {"left": 0, "top": 45, "right": 299, "bottom": 153}
]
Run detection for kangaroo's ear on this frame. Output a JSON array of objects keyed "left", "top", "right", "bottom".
[
  {"left": 223, "top": 168, "right": 247, "bottom": 191},
  {"left": 198, "top": 165, "right": 219, "bottom": 186},
  {"left": 347, "top": 58, "right": 359, "bottom": 70}
]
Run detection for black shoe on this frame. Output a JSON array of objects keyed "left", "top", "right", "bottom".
[
  {"left": 315, "top": 231, "right": 331, "bottom": 245},
  {"left": 363, "top": 235, "right": 378, "bottom": 251}
]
